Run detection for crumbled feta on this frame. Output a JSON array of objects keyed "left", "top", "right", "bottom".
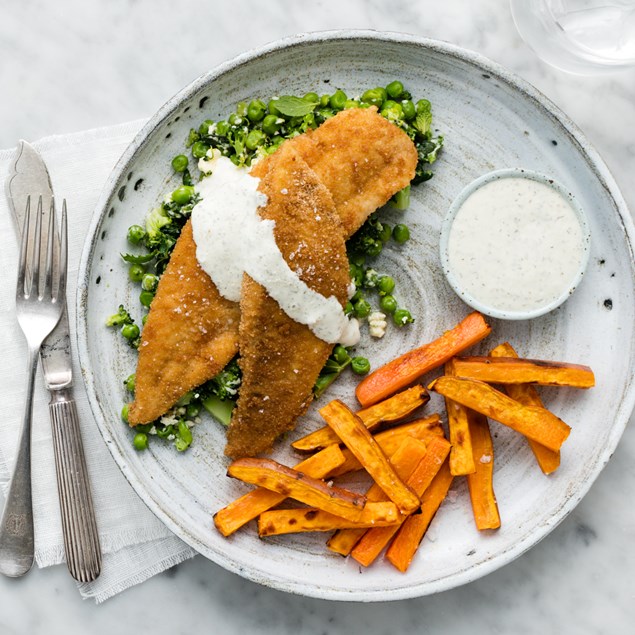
[
  {"left": 368, "top": 311, "right": 387, "bottom": 338},
  {"left": 479, "top": 454, "right": 492, "bottom": 464}
]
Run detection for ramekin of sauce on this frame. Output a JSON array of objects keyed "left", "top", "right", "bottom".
[{"left": 439, "top": 168, "right": 591, "bottom": 320}]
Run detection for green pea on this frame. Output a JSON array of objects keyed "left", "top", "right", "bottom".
[
  {"left": 142, "top": 314, "right": 148, "bottom": 325},
  {"left": 351, "top": 289, "right": 364, "bottom": 303},
  {"left": 125, "top": 373, "right": 136, "bottom": 393},
  {"left": 349, "top": 253, "right": 366, "bottom": 267},
  {"left": 262, "top": 114, "right": 281, "bottom": 135},
  {"left": 127, "top": 224, "right": 146, "bottom": 245},
  {"left": 329, "top": 89, "right": 348, "bottom": 110},
  {"left": 268, "top": 99, "right": 281, "bottom": 116},
  {"left": 215, "top": 120, "right": 230, "bottom": 137},
  {"left": 198, "top": 119, "right": 214, "bottom": 136},
  {"left": 246, "top": 129, "right": 265, "bottom": 150},
  {"left": 392, "top": 224, "right": 411, "bottom": 244},
  {"left": 416, "top": 99, "right": 431, "bottom": 115},
  {"left": 378, "top": 222, "right": 392, "bottom": 243},
  {"left": 393, "top": 308, "right": 414, "bottom": 326},
  {"left": 333, "top": 345, "right": 351, "bottom": 365},
  {"left": 129, "top": 263, "right": 145, "bottom": 282},
  {"left": 247, "top": 99, "right": 267, "bottom": 122},
  {"left": 354, "top": 298, "right": 372, "bottom": 319},
  {"left": 171, "top": 154, "right": 189, "bottom": 173},
  {"left": 141, "top": 273, "right": 159, "bottom": 292},
  {"left": 228, "top": 113, "right": 243, "bottom": 126},
  {"left": 135, "top": 423, "right": 152, "bottom": 434},
  {"left": 236, "top": 101, "right": 247, "bottom": 116},
  {"left": 303, "top": 92, "right": 319, "bottom": 103},
  {"left": 191, "top": 141, "right": 209, "bottom": 159},
  {"left": 381, "top": 101, "right": 403, "bottom": 120},
  {"left": 133, "top": 432, "right": 148, "bottom": 451},
  {"left": 319, "top": 94, "right": 331, "bottom": 107},
  {"left": 351, "top": 356, "right": 371, "bottom": 375},
  {"left": 379, "top": 295, "right": 397, "bottom": 314},
  {"left": 378, "top": 275, "right": 395, "bottom": 295},
  {"left": 121, "top": 403, "right": 130, "bottom": 423},
  {"left": 121, "top": 323, "right": 140, "bottom": 341},
  {"left": 361, "top": 88, "right": 385, "bottom": 108},
  {"left": 139, "top": 290, "right": 154, "bottom": 308},
  {"left": 171, "top": 185, "right": 194, "bottom": 205},
  {"left": 366, "top": 239, "right": 383, "bottom": 258},
  {"left": 344, "top": 99, "right": 359, "bottom": 109},
  {"left": 156, "top": 424, "right": 174, "bottom": 439},
  {"left": 401, "top": 99, "right": 416, "bottom": 120},
  {"left": 386, "top": 81, "right": 404, "bottom": 100}
]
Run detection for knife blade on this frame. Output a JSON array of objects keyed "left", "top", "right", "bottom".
[
  {"left": 6, "top": 141, "right": 72, "bottom": 390},
  {"left": 5, "top": 141, "right": 101, "bottom": 582}
]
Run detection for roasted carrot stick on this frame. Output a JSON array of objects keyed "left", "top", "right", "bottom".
[
  {"left": 350, "top": 437, "right": 451, "bottom": 567},
  {"left": 429, "top": 376, "right": 571, "bottom": 452},
  {"left": 451, "top": 356, "right": 595, "bottom": 388},
  {"left": 385, "top": 458, "right": 454, "bottom": 572},
  {"left": 466, "top": 411, "right": 500, "bottom": 530},
  {"left": 327, "top": 436, "right": 429, "bottom": 556},
  {"left": 292, "top": 385, "right": 428, "bottom": 452},
  {"left": 214, "top": 444, "right": 345, "bottom": 536},
  {"left": 489, "top": 343, "right": 560, "bottom": 475},
  {"left": 227, "top": 458, "right": 367, "bottom": 522},
  {"left": 320, "top": 400, "right": 420, "bottom": 513},
  {"left": 356, "top": 312, "right": 491, "bottom": 407},
  {"left": 444, "top": 360, "right": 476, "bottom": 476}
]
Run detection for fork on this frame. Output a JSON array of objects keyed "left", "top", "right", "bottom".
[{"left": 0, "top": 196, "right": 67, "bottom": 577}]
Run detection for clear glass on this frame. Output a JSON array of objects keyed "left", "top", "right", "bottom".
[{"left": 510, "top": 0, "right": 635, "bottom": 74}]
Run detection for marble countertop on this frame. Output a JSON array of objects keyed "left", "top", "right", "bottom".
[{"left": 1, "top": 1, "right": 634, "bottom": 633}]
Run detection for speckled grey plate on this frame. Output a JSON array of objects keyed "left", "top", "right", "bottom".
[{"left": 77, "top": 31, "right": 635, "bottom": 601}]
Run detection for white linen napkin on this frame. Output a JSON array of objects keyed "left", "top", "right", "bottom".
[{"left": 0, "top": 121, "right": 198, "bottom": 603}]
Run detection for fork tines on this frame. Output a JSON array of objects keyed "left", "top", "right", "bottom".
[{"left": 18, "top": 196, "right": 67, "bottom": 303}]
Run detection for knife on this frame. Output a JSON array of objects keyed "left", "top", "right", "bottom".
[{"left": 5, "top": 141, "right": 102, "bottom": 582}]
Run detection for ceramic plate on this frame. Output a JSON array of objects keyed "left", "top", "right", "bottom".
[{"left": 77, "top": 31, "right": 635, "bottom": 601}]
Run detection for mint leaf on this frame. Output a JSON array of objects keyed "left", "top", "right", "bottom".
[
  {"left": 272, "top": 96, "right": 317, "bottom": 117},
  {"left": 120, "top": 252, "right": 155, "bottom": 264}
]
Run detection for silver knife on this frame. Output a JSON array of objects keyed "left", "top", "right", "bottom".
[{"left": 5, "top": 141, "right": 102, "bottom": 582}]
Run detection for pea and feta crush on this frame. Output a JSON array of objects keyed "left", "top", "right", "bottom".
[{"left": 107, "top": 82, "right": 443, "bottom": 451}]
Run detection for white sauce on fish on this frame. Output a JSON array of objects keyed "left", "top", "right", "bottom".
[
  {"left": 191, "top": 157, "right": 359, "bottom": 345},
  {"left": 447, "top": 177, "right": 585, "bottom": 313}
]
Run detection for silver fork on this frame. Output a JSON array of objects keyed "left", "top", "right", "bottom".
[{"left": 0, "top": 196, "right": 67, "bottom": 577}]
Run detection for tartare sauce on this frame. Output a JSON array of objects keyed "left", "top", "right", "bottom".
[
  {"left": 447, "top": 176, "right": 585, "bottom": 313},
  {"left": 191, "top": 157, "right": 359, "bottom": 346}
]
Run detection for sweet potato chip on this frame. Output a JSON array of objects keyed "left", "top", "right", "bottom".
[
  {"left": 214, "top": 444, "right": 346, "bottom": 536},
  {"left": 227, "top": 457, "right": 366, "bottom": 522},
  {"left": 320, "top": 400, "right": 420, "bottom": 513},
  {"left": 292, "top": 385, "right": 429, "bottom": 452},
  {"left": 258, "top": 502, "right": 400, "bottom": 537},
  {"left": 451, "top": 356, "right": 595, "bottom": 388},
  {"left": 444, "top": 360, "right": 476, "bottom": 476},
  {"left": 429, "top": 376, "right": 570, "bottom": 452},
  {"left": 490, "top": 343, "right": 560, "bottom": 474}
]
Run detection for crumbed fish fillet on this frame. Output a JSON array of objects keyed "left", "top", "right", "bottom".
[
  {"left": 129, "top": 107, "right": 417, "bottom": 426},
  {"left": 128, "top": 220, "right": 240, "bottom": 424},
  {"left": 224, "top": 144, "right": 350, "bottom": 459}
]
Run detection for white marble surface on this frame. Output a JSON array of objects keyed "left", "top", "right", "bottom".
[{"left": 1, "top": 0, "right": 634, "bottom": 633}]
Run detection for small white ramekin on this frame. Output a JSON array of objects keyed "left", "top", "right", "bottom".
[{"left": 439, "top": 167, "right": 591, "bottom": 320}]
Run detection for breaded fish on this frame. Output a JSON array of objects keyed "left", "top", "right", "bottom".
[
  {"left": 128, "top": 220, "right": 240, "bottom": 424},
  {"left": 130, "top": 107, "right": 417, "bottom": 428},
  {"left": 287, "top": 107, "right": 419, "bottom": 235},
  {"left": 225, "top": 144, "right": 350, "bottom": 459}
]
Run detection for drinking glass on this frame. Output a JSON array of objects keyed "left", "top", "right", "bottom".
[{"left": 510, "top": 0, "right": 635, "bottom": 74}]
